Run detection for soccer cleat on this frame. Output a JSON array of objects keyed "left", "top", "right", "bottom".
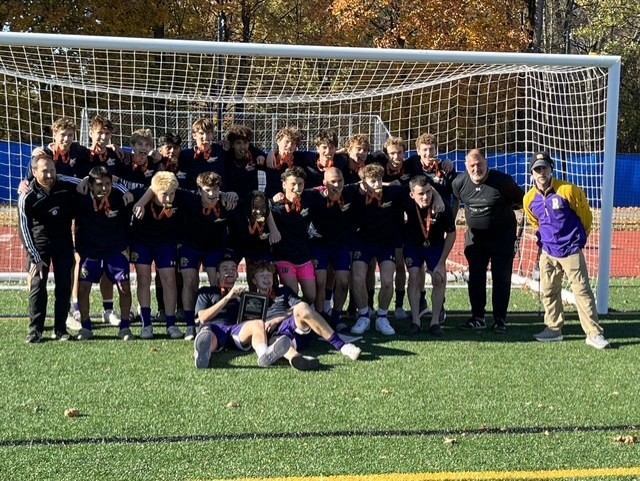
[
  {"left": 460, "top": 317, "right": 487, "bottom": 330},
  {"left": 340, "top": 343, "right": 361, "bottom": 361},
  {"left": 102, "top": 309, "right": 121, "bottom": 327},
  {"left": 492, "top": 318, "right": 507, "bottom": 335},
  {"left": 118, "top": 327, "right": 134, "bottom": 341},
  {"left": 167, "top": 325, "right": 184, "bottom": 339},
  {"left": 428, "top": 323, "right": 444, "bottom": 338},
  {"left": 534, "top": 328, "right": 563, "bottom": 342},
  {"left": 290, "top": 354, "right": 321, "bottom": 371},
  {"left": 375, "top": 316, "right": 396, "bottom": 336},
  {"left": 66, "top": 311, "right": 82, "bottom": 331},
  {"left": 76, "top": 328, "right": 94, "bottom": 341},
  {"left": 585, "top": 334, "right": 610, "bottom": 350},
  {"left": 140, "top": 325, "right": 154, "bottom": 340},
  {"left": 351, "top": 316, "right": 371, "bottom": 335},
  {"left": 25, "top": 331, "right": 43, "bottom": 344},
  {"left": 193, "top": 329, "right": 213, "bottom": 369},
  {"left": 184, "top": 326, "right": 197, "bottom": 341},
  {"left": 258, "top": 335, "right": 291, "bottom": 367},
  {"left": 394, "top": 307, "right": 409, "bottom": 321}
]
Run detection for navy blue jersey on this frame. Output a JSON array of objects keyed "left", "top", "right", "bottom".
[
  {"left": 303, "top": 185, "right": 358, "bottom": 248},
  {"left": 74, "top": 146, "right": 121, "bottom": 178},
  {"left": 179, "top": 190, "right": 232, "bottom": 251},
  {"left": 223, "top": 148, "right": 264, "bottom": 200},
  {"left": 270, "top": 197, "right": 313, "bottom": 264},
  {"left": 178, "top": 144, "right": 225, "bottom": 191},
  {"left": 403, "top": 198, "right": 456, "bottom": 247},
  {"left": 294, "top": 151, "right": 349, "bottom": 189},
  {"left": 195, "top": 286, "right": 240, "bottom": 324},
  {"left": 129, "top": 188, "right": 188, "bottom": 245},
  {"left": 228, "top": 200, "right": 272, "bottom": 261},
  {"left": 116, "top": 154, "right": 158, "bottom": 186},
  {"left": 74, "top": 190, "right": 130, "bottom": 257},
  {"left": 37, "top": 143, "right": 88, "bottom": 178},
  {"left": 352, "top": 185, "right": 408, "bottom": 247},
  {"left": 265, "top": 285, "right": 301, "bottom": 319},
  {"left": 405, "top": 155, "right": 457, "bottom": 203}
]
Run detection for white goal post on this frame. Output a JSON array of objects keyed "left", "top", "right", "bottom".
[{"left": 0, "top": 32, "right": 620, "bottom": 314}]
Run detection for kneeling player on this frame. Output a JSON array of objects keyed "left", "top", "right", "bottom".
[
  {"left": 249, "top": 261, "right": 361, "bottom": 371},
  {"left": 193, "top": 256, "right": 291, "bottom": 369},
  {"left": 75, "top": 166, "right": 134, "bottom": 340}
]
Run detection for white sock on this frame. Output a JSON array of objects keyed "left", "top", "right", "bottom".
[
  {"left": 255, "top": 343, "right": 268, "bottom": 357},
  {"left": 378, "top": 309, "right": 388, "bottom": 317},
  {"left": 358, "top": 307, "right": 369, "bottom": 316}
]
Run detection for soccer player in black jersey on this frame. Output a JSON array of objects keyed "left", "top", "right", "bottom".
[
  {"left": 74, "top": 166, "right": 134, "bottom": 341},
  {"left": 248, "top": 261, "right": 361, "bottom": 371},
  {"left": 263, "top": 127, "right": 302, "bottom": 197},
  {"left": 18, "top": 150, "right": 80, "bottom": 343},
  {"left": 452, "top": 149, "right": 524, "bottom": 334},
  {"left": 404, "top": 176, "right": 456, "bottom": 336},
  {"left": 287, "top": 129, "right": 348, "bottom": 189},
  {"left": 116, "top": 128, "right": 158, "bottom": 186},
  {"left": 192, "top": 256, "right": 291, "bottom": 369},
  {"left": 178, "top": 118, "right": 225, "bottom": 191},
  {"left": 269, "top": 167, "right": 316, "bottom": 303},
  {"left": 223, "top": 124, "right": 266, "bottom": 199}
]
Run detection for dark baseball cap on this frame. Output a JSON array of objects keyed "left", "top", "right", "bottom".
[{"left": 530, "top": 152, "right": 553, "bottom": 171}]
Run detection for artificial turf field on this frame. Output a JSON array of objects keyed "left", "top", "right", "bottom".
[{"left": 0, "top": 282, "right": 639, "bottom": 481}]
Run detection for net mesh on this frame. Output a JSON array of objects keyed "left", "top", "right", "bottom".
[{"left": 0, "top": 37, "right": 621, "bottom": 310}]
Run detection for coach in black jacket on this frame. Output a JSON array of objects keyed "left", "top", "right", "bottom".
[
  {"left": 18, "top": 149, "right": 79, "bottom": 343},
  {"left": 452, "top": 149, "right": 524, "bottom": 334}
]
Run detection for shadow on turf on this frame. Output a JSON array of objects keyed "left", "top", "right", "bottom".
[{"left": 4, "top": 422, "right": 639, "bottom": 448}]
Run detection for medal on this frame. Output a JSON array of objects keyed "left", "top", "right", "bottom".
[
  {"left": 416, "top": 204, "right": 432, "bottom": 247},
  {"left": 423, "top": 240, "right": 430, "bottom": 247}
]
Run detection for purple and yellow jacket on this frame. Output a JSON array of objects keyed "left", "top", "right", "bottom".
[{"left": 523, "top": 178, "right": 592, "bottom": 258}]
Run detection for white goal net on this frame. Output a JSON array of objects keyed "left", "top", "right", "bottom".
[{"left": 0, "top": 33, "right": 620, "bottom": 313}]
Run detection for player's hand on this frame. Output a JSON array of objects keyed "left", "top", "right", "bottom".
[
  {"left": 29, "top": 261, "right": 45, "bottom": 279},
  {"left": 272, "top": 192, "right": 285, "bottom": 204},
  {"left": 123, "top": 192, "right": 134, "bottom": 206},
  {"left": 265, "top": 150, "right": 277, "bottom": 169},
  {"left": 227, "top": 286, "right": 245, "bottom": 300},
  {"left": 150, "top": 150, "right": 163, "bottom": 163},
  {"left": 269, "top": 229, "right": 281, "bottom": 244},
  {"left": 256, "top": 155, "right": 266, "bottom": 166},
  {"left": 133, "top": 203, "right": 145, "bottom": 219},
  {"left": 108, "top": 144, "right": 125, "bottom": 160},
  {"left": 221, "top": 191, "right": 239, "bottom": 210},
  {"left": 76, "top": 177, "right": 89, "bottom": 195},
  {"left": 441, "top": 159, "right": 455, "bottom": 174},
  {"left": 17, "top": 179, "right": 31, "bottom": 196},
  {"left": 432, "top": 192, "right": 445, "bottom": 213},
  {"left": 264, "top": 320, "right": 278, "bottom": 334}
]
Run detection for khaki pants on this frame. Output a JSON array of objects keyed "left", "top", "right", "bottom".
[{"left": 539, "top": 250, "right": 602, "bottom": 337}]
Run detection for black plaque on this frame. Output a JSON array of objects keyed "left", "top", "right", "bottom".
[{"left": 237, "top": 292, "right": 268, "bottom": 323}]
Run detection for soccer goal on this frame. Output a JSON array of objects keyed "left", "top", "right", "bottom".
[{"left": 0, "top": 33, "right": 620, "bottom": 314}]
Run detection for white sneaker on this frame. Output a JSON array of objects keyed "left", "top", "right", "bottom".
[
  {"left": 77, "top": 328, "right": 94, "bottom": 341},
  {"left": 375, "top": 316, "right": 396, "bottom": 336},
  {"left": 586, "top": 334, "right": 610, "bottom": 350},
  {"left": 351, "top": 316, "right": 371, "bottom": 335},
  {"left": 184, "top": 326, "right": 197, "bottom": 341},
  {"left": 194, "top": 329, "right": 213, "bottom": 369},
  {"left": 258, "top": 336, "right": 291, "bottom": 367},
  {"left": 102, "top": 309, "right": 121, "bottom": 327},
  {"left": 140, "top": 325, "right": 154, "bottom": 339},
  {"left": 394, "top": 307, "right": 409, "bottom": 321},
  {"left": 340, "top": 343, "right": 361, "bottom": 361},
  {"left": 118, "top": 327, "right": 134, "bottom": 341},
  {"left": 167, "top": 325, "right": 184, "bottom": 339},
  {"left": 66, "top": 311, "right": 82, "bottom": 331}
]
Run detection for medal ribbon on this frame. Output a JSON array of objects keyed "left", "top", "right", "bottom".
[
  {"left": 53, "top": 147, "right": 70, "bottom": 164},
  {"left": 151, "top": 203, "right": 173, "bottom": 220},
  {"left": 416, "top": 204, "right": 433, "bottom": 244},
  {"left": 92, "top": 195, "right": 111, "bottom": 214}
]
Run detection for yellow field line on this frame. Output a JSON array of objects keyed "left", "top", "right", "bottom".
[{"left": 204, "top": 467, "right": 640, "bottom": 481}]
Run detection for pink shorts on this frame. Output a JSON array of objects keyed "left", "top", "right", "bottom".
[{"left": 275, "top": 260, "right": 316, "bottom": 282}]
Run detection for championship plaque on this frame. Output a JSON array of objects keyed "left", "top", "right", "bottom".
[{"left": 237, "top": 292, "right": 268, "bottom": 323}]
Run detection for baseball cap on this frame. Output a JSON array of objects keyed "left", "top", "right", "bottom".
[{"left": 530, "top": 152, "right": 553, "bottom": 171}]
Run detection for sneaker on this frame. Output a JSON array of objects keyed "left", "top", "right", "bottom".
[
  {"left": 394, "top": 307, "right": 409, "bottom": 320},
  {"left": 76, "top": 328, "right": 94, "bottom": 340},
  {"left": 167, "top": 325, "right": 184, "bottom": 339},
  {"left": 184, "top": 326, "right": 197, "bottom": 341},
  {"left": 534, "top": 328, "right": 563, "bottom": 342},
  {"left": 428, "top": 323, "right": 444, "bottom": 338},
  {"left": 460, "top": 317, "right": 486, "bottom": 330},
  {"left": 351, "top": 316, "right": 371, "bottom": 335},
  {"left": 290, "top": 355, "right": 320, "bottom": 371},
  {"left": 258, "top": 335, "right": 291, "bottom": 367},
  {"left": 194, "top": 329, "right": 213, "bottom": 369},
  {"left": 438, "top": 305, "right": 447, "bottom": 325},
  {"left": 155, "top": 310, "right": 166, "bottom": 323},
  {"left": 118, "top": 328, "right": 134, "bottom": 341},
  {"left": 140, "top": 325, "right": 154, "bottom": 339},
  {"left": 102, "top": 309, "right": 121, "bottom": 327},
  {"left": 375, "top": 316, "right": 396, "bottom": 336},
  {"left": 66, "top": 311, "right": 82, "bottom": 331},
  {"left": 493, "top": 318, "right": 507, "bottom": 335},
  {"left": 25, "top": 331, "right": 43, "bottom": 344},
  {"left": 53, "top": 331, "right": 72, "bottom": 341},
  {"left": 340, "top": 343, "right": 361, "bottom": 361},
  {"left": 586, "top": 334, "right": 610, "bottom": 350},
  {"left": 405, "top": 322, "right": 421, "bottom": 335}
]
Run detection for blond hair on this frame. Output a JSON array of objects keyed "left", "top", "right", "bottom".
[
  {"left": 359, "top": 163, "right": 384, "bottom": 181},
  {"left": 52, "top": 117, "right": 76, "bottom": 134},
  {"left": 346, "top": 134, "right": 371, "bottom": 151},
  {"left": 192, "top": 118, "right": 215, "bottom": 134},
  {"left": 384, "top": 136, "right": 406, "bottom": 151},
  {"left": 130, "top": 128, "right": 154, "bottom": 146},
  {"left": 415, "top": 133, "right": 437, "bottom": 150},
  {"left": 151, "top": 171, "right": 178, "bottom": 194}
]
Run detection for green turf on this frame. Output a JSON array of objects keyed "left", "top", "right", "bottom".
[{"left": 1, "top": 287, "right": 639, "bottom": 480}]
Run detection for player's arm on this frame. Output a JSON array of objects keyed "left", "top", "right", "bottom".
[
  {"left": 267, "top": 211, "right": 281, "bottom": 244},
  {"left": 197, "top": 286, "right": 245, "bottom": 324}
]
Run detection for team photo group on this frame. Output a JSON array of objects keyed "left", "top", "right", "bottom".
[{"left": 18, "top": 114, "right": 610, "bottom": 371}]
